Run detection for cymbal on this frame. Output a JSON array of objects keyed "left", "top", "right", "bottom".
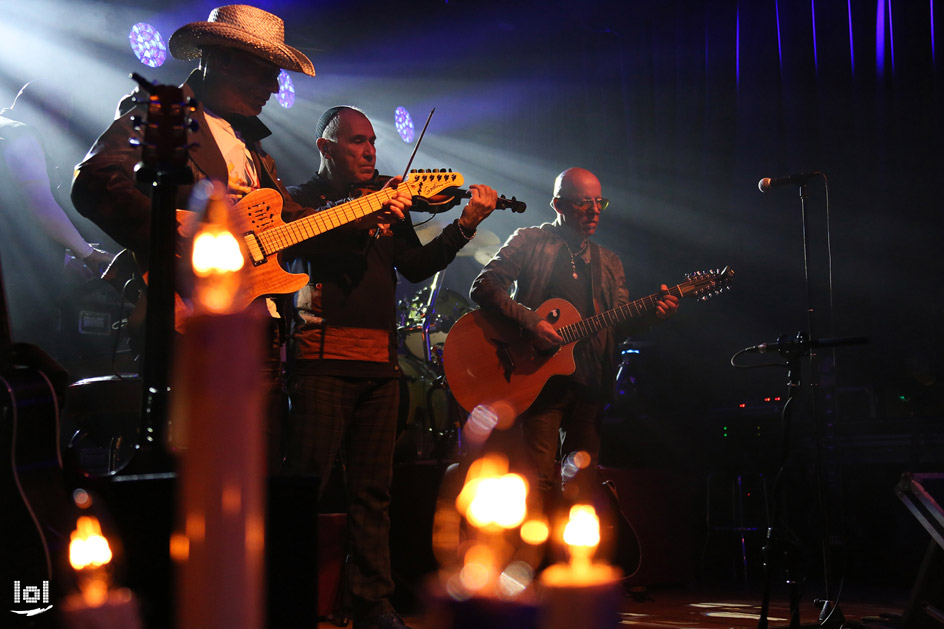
[
  {"left": 414, "top": 218, "right": 444, "bottom": 245},
  {"left": 473, "top": 247, "right": 499, "bottom": 266},
  {"left": 456, "top": 228, "right": 500, "bottom": 258}
]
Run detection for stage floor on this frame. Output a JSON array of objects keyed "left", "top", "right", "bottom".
[{"left": 315, "top": 582, "right": 910, "bottom": 629}]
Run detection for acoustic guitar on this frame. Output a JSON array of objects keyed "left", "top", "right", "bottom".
[{"left": 442, "top": 267, "right": 734, "bottom": 417}]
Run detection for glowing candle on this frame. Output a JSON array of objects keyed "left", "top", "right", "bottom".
[
  {"left": 170, "top": 181, "right": 267, "bottom": 629},
  {"left": 426, "top": 453, "right": 541, "bottom": 628},
  {"left": 61, "top": 513, "right": 143, "bottom": 629},
  {"left": 539, "top": 504, "right": 622, "bottom": 629}
]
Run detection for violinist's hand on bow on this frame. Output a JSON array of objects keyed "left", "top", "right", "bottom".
[
  {"left": 353, "top": 176, "right": 412, "bottom": 234},
  {"left": 655, "top": 284, "right": 680, "bottom": 320},
  {"left": 457, "top": 184, "right": 498, "bottom": 233}
]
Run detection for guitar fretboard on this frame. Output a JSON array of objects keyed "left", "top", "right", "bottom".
[
  {"left": 257, "top": 185, "right": 403, "bottom": 255},
  {"left": 556, "top": 285, "right": 687, "bottom": 345}
]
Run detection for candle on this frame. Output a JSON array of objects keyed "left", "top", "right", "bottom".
[
  {"left": 60, "top": 588, "right": 143, "bottom": 629},
  {"left": 426, "top": 453, "right": 545, "bottom": 629},
  {"left": 538, "top": 505, "right": 623, "bottom": 629},
  {"left": 169, "top": 182, "right": 267, "bottom": 629},
  {"left": 61, "top": 511, "right": 143, "bottom": 629}
]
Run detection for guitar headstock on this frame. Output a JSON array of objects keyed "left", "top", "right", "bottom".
[
  {"left": 403, "top": 168, "right": 465, "bottom": 197},
  {"left": 130, "top": 72, "right": 195, "bottom": 183},
  {"left": 680, "top": 266, "right": 734, "bottom": 301}
]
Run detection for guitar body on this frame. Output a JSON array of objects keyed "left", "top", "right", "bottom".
[
  {"left": 1, "top": 368, "right": 72, "bottom": 615},
  {"left": 443, "top": 298, "right": 581, "bottom": 417},
  {"left": 136, "top": 189, "right": 311, "bottom": 332},
  {"left": 223, "top": 188, "right": 310, "bottom": 312}
]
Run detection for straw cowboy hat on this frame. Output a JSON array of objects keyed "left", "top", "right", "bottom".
[{"left": 169, "top": 4, "right": 315, "bottom": 77}]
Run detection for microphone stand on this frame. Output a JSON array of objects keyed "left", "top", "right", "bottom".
[
  {"left": 757, "top": 335, "right": 807, "bottom": 629},
  {"left": 750, "top": 334, "right": 867, "bottom": 629},
  {"left": 754, "top": 174, "right": 853, "bottom": 629},
  {"left": 797, "top": 181, "right": 842, "bottom": 628}
]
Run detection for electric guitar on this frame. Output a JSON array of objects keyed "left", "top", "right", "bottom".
[
  {"left": 162, "top": 170, "right": 466, "bottom": 330},
  {"left": 442, "top": 267, "right": 734, "bottom": 417}
]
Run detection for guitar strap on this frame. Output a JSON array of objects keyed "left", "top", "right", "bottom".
[{"left": 588, "top": 240, "right": 603, "bottom": 316}]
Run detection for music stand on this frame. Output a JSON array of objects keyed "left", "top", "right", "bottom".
[{"left": 896, "top": 473, "right": 944, "bottom": 628}]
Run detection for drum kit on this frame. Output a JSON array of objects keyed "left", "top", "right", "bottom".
[
  {"left": 394, "top": 225, "right": 501, "bottom": 462},
  {"left": 395, "top": 272, "right": 470, "bottom": 462}
]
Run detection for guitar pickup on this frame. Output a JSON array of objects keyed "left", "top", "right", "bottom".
[{"left": 243, "top": 231, "right": 267, "bottom": 266}]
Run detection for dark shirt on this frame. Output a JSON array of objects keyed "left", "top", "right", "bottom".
[
  {"left": 544, "top": 242, "right": 601, "bottom": 391},
  {"left": 286, "top": 172, "right": 471, "bottom": 378}
]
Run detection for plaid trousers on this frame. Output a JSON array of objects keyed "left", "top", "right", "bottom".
[{"left": 283, "top": 373, "right": 399, "bottom": 618}]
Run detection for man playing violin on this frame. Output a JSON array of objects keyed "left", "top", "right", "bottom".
[
  {"left": 281, "top": 105, "right": 497, "bottom": 629},
  {"left": 470, "top": 167, "right": 679, "bottom": 516}
]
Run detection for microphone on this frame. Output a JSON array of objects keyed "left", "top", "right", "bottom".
[
  {"left": 745, "top": 333, "right": 869, "bottom": 355},
  {"left": 757, "top": 172, "right": 820, "bottom": 192}
]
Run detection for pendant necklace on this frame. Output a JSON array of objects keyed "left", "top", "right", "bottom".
[{"left": 562, "top": 241, "right": 587, "bottom": 280}]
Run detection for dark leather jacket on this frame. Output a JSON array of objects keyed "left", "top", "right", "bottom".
[
  {"left": 71, "top": 70, "right": 309, "bottom": 267},
  {"left": 285, "top": 172, "right": 471, "bottom": 377},
  {"left": 471, "top": 222, "right": 650, "bottom": 398}
]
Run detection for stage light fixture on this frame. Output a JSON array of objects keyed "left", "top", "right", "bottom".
[
  {"left": 276, "top": 70, "right": 294, "bottom": 108},
  {"left": 394, "top": 106, "right": 415, "bottom": 143},
  {"left": 128, "top": 22, "right": 166, "bottom": 68}
]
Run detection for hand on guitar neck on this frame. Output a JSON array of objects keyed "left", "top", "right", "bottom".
[{"left": 530, "top": 283, "right": 680, "bottom": 352}]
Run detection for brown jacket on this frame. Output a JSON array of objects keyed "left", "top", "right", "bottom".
[{"left": 71, "top": 70, "right": 309, "bottom": 267}]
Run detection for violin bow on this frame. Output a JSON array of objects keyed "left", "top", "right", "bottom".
[
  {"left": 370, "top": 108, "right": 436, "bottom": 240},
  {"left": 400, "top": 107, "right": 435, "bottom": 180}
]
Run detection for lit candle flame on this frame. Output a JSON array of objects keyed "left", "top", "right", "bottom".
[
  {"left": 455, "top": 454, "right": 528, "bottom": 530},
  {"left": 562, "top": 504, "right": 599, "bottom": 575},
  {"left": 189, "top": 185, "right": 245, "bottom": 314},
  {"left": 192, "top": 230, "right": 244, "bottom": 276},
  {"left": 540, "top": 503, "right": 620, "bottom": 587},
  {"left": 69, "top": 516, "right": 113, "bottom": 570},
  {"left": 562, "top": 504, "right": 600, "bottom": 549},
  {"left": 69, "top": 515, "right": 113, "bottom": 607}
]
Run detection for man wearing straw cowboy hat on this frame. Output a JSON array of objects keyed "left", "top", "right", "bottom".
[
  {"left": 72, "top": 6, "right": 410, "bottom": 450},
  {"left": 72, "top": 4, "right": 333, "bottom": 256},
  {"left": 72, "top": 6, "right": 413, "bottom": 628}
]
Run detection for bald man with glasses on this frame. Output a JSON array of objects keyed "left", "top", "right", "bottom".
[{"left": 469, "top": 167, "right": 679, "bottom": 515}]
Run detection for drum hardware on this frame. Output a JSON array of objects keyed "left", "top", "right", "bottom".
[
  {"left": 394, "top": 269, "right": 473, "bottom": 462},
  {"left": 396, "top": 356, "right": 458, "bottom": 462},
  {"left": 420, "top": 270, "right": 445, "bottom": 364}
]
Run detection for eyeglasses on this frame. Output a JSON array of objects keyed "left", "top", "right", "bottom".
[{"left": 558, "top": 197, "right": 610, "bottom": 212}]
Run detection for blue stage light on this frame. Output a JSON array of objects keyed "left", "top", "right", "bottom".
[
  {"left": 276, "top": 70, "right": 295, "bottom": 108},
  {"left": 128, "top": 23, "right": 166, "bottom": 68},
  {"left": 394, "top": 106, "right": 414, "bottom": 143}
]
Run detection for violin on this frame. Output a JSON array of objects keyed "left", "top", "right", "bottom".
[
  {"left": 350, "top": 175, "right": 526, "bottom": 214},
  {"left": 414, "top": 187, "right": 527, "bottom": 214}
]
